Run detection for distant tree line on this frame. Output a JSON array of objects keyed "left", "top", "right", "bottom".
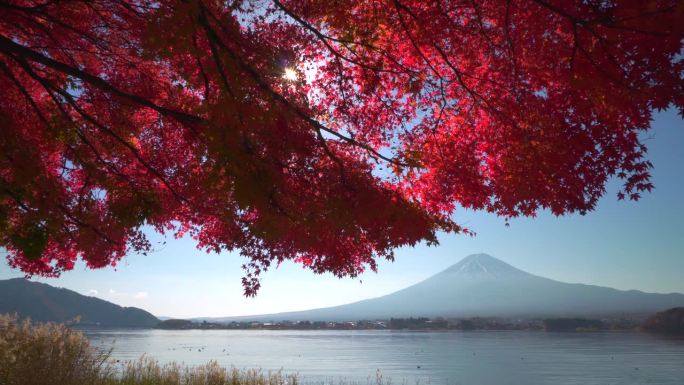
[
  {"left": 156, "top": 316, "right": 645, "bottom": 331},
  {"left": 641, "top": 308, "right": 684, "bottom": 334}
]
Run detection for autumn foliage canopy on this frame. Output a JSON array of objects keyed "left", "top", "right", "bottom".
[{"left": 1, "top": 0, "right": 683, "bottom": 294}]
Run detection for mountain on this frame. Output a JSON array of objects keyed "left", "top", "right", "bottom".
[
  {"left": 201, "top": 254, "right": 684, "bottom": 322},
  {"left": 0, "top": 278, "right": 159, "bottom": 327}
]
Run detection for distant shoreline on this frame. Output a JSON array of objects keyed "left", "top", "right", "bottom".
[{"left": 153, "top": 316, "right": 641, "bottom": 332}]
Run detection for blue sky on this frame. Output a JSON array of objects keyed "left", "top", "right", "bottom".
[{"left": 1, "top": 109, "right": 683, "bottom": 319}]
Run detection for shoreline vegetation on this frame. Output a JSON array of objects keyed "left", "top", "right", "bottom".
[
  {"left": 157, "top": 316, "right": 642, "bottom": 332},
  {"left": 1, "top": 314, "right": 302, "bottom": 385}
]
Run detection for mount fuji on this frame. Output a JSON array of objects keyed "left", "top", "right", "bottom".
[{"left": 204, "top": 254, "right": 684, "bottom": 322}]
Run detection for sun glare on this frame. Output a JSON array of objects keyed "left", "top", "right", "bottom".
[{"left": 283, "top": 68, "right": 298, "bottom": 81}]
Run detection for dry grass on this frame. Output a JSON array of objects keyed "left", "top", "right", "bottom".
[
  {"left": 0, "top": 314, "right": 299, "bottom": 385},
  {"left": 117, "top": 359, "right": 298, "bottom": 385},
  {"left": 0, "top": 313, "right": 114, "bottom": 385}
]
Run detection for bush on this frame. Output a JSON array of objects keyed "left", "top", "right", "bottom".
[{"left": 0, "top": 314, "right": 114, "bottom": 385}]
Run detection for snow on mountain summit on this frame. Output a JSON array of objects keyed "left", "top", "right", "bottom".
[{"left": 443, "top": 253, "right": 527, "bottom": 277}]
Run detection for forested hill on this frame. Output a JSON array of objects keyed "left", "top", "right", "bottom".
[{"left": 0, "top": 278, "right": 158, "bottom": 327}]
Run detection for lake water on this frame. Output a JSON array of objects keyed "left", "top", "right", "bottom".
[{"left": 84, "top": 329, "right": 684, "bottom": 385}]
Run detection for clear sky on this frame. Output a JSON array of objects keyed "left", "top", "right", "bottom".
[{"left": 1, "top": 109, "right": 683, "bottom": 319}]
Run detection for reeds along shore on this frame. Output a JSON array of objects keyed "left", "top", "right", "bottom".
[{"left": 0, "top": 314, "right": 299, "bottom": 385}]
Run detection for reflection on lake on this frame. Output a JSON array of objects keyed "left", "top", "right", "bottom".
[{"left": 83, "top": 329, "right": 684, "bottom": 385}]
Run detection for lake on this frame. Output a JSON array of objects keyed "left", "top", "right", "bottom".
[{"left": 83, "top": 329, "right": 684, "bottom": 385}]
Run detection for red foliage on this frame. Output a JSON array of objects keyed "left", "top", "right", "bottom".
[{"left": 1, "top": 0, "right": 682, "bottom": 295}]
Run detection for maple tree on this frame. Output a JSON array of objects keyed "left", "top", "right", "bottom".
[{"left": 1, "top": 0, "right": 683, "bottom": 295}]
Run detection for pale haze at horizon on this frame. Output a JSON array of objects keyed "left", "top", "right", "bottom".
[{"left": 1, "top": 110, "right": 683, "bottom": 319}]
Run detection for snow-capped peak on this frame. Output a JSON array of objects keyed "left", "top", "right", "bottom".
[{"left": 445, "top": 253, "right": 526, "bottom": 277}]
